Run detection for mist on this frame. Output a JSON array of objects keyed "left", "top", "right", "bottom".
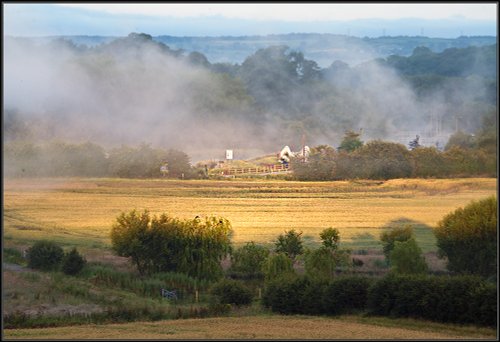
[
  {"left": 4, "top": 33, "right": 495, "bottom": 163},
  {"left": 4, "top": 35, "right": 276, "bottom": 162}
]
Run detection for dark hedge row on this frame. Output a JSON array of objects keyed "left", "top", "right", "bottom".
[
  {"left": 367, "top": 274, "right": 496, "bottom": 326},
  {"left": 262, "top": 275, "right": 372, "bottom": 316},
  {"left": 262, "top": 274, "right": 496, "bottom": 327}
]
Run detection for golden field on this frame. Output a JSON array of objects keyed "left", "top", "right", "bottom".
[
  {"left": 3, "top": 177, "right": 497, "bottom": 253},
  {"left": 4, "top": 315, "right": 495, "bottom": 339}
]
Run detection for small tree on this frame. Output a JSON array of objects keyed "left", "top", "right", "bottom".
[
  {"left": 320, "top": 227, "right": 340, "bottom": 250},
  {"left": 380, "top": 225, "right": 414, "bottom": 261},
  {"left": 338, "top": 130, "right": 363, "bottom": 153},
  {"left": 263, "top": 253, "right": 295, "bottom": 282},
  {"left": 435, "top": 196, "right": 497, "bottom": 277},
  {"left": 110, "top": 209, "right": 152, "bottom": 275},
  {"left": 305, "top": 228, "right": 348, "bottom": 280},
  {"left": 26, "top": 240, "right": 64, "bottom": 271},
  {"left": 389, "top": 238, "right": 428, "bottom": 274},
  {"left": 165, "top": 149, "right": 192, "bottom": 179},
  {"left": 274, "top": 229, "right": 304, "bottom": 262},
  {"left": 62, "top": 248, "right": 87, "bottom": 275},
  {"left": 304, "top": 247, "right": 336, "bottom": 281},
  {"left": 229, "top": 242, "right": 270, "bottom": 279}
]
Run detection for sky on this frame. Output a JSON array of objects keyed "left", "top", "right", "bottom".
[
  {"left": 3, "top": 2, "right": 498, "bottom": 37},
  {"left": 54, "top": 3, "right": 497, "bottom": 21}
]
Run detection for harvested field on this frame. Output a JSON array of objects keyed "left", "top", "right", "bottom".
[
  {"left": 3, "top": 177, "right": 496, "bottom": 253},
  {"left": 4, "top": 315, "right": 496, "bottom": 339}
]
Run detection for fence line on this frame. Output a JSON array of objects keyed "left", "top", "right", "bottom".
[{"left": 219, "top": 164, "right": 290, "bottom": 176}]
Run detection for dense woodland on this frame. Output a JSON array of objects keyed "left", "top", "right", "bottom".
[{"left": 4, "top": 32, "right": 497, "bottom": 178}]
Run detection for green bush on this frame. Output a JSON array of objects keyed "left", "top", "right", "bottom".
[
  {"left": 229, "top": 242, "right": 269, "bottom": 279},
  {"left": 300, "top": 279, "right": 328, "bottom": 315},
  {"left": 355, "top": 140, "right": 413, "bottom": 180},
  {"left": 389, "top": 238, "right": 428, "bottom": 274},
  {"left": 110, "top": 210, "right": 233, "bottom": 280},
  {"left": 410, "top": 146, "right": 449, "bottom": 177},
  {"left": 263, "top": 253, "right": 295, "bottom": 282},
  {"left": 367, "top": 274, "right": 496, "bottom": 326},
  {"left": 380, "top": 225, "right": 414, "bottom": 261},
  {"left": 323, "top": 276, "right": 371, "bottom": 315},
  {"left": 434, "top": 196, "right": 497, "bottom": 277},
  {"left": 262, "top": 274, "right": 309, "bottom": 314},
  {"left": 263, "top": 275, "right": 370, "bottom": 316},
  {"left": 62, "top": 248, "right": 87, "bottom": 275},
  {"left": 304, "top": 247, "right": 336, "bottom": 281},
  {"left": 210, "top": 279, "right": 253, "bottom": 306},
  {"left": 26, "top": 240, "right": 64, "bottom": 271}
]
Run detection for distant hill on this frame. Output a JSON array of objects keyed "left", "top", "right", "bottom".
[{"left": 53, "top": 33, "right": 498, "bottom": 67}]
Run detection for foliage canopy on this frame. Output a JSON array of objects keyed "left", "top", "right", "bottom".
[{"left": 435, "top": 196, "right": 497, "bottom": 277}]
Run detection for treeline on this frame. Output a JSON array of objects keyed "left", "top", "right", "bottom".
[
  {"left": 292, "top": 116, "right": 496, "bottom": 181},
  {"left": 4, "top": 33, "right": 497, "bottom": 150},
  {"left": 4, "top": 141, "right": 199, "bottom": 179}
]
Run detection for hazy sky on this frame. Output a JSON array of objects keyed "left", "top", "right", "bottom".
[
  {"left": 55, "top": 3, "right": 497, "bottom": 21},
  {"left": 3, "top": 3, "right": 497, "bottom": 37}
]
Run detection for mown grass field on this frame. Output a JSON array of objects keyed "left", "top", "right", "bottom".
[
  {"left": 4, "top": 315, "right": 496, "bottom": 339},
  {"left": 3, "top": 177, "right": 497, "bottom": 254}
]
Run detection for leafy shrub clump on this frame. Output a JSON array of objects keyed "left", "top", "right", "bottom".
[
  {"left": 323, "top": 276, "right": 372, "bottom": 315},
  {"left": 26, "top": 240, "right": 64, "bottom": 271},
  {"left": 62, "top": 248, "right": 87, "bottom": 275},
  {"left": 367, "top": 273, "right": 496, "bottom": 326},
  {"left": 210, "top": 278, "right": 253, "bottom": 306},
  {"left": 229, "top": 242, "right": 269, "bottom": 279},
  {"left": 434, "top": 196, "right": 497, "bottom": 277},
  {"left": 263, "top": 275, "right": 371, "bottom": 316}
]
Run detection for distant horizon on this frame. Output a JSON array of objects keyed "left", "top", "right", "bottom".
[
  {"left": 4, "top": 3, "right": 497, "bottom": 38},
  {"left": 5, "top": 32, "right": 498, "bottom": 39}
]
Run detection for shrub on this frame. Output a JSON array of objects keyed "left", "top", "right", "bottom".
[
  {"left": 26, "top": 240, "right": 64, "bottom": 271},
  {"left": 323, "top": 276, "right": 371, "bottom": 315},
  {"left": 263, "top": 253, "right": 295, "bottom": 282},
  {"left": 262, "top": 275, "right": 309, "bottom": 314},
  {"left": 110, "top": 210, "right": 233, "bottom": 280},
  {"left": 263, "top": 275, "right": 371, "bottom": 316},
  {"left": 355, "top": 140, "right": 413, "bottom": 180},
  {"left": 380, "top": 225, "right": 414, "bottom": 261},
  {"left": 367, "top": 274, "right": 496, "bottom": 326},
  {"left": 210, "top": 279, "right": 253, "bottom": 306},
  {"left": 434, "top": 196, "right": 497, "bottom": 277},
  {"left": 304, "top": 247, "right": 335, "bottom": 281},
  {"left": 62, "top": 248, "right": 87, "bottom": 275},
  {"left": 300, "top": 278, "right": 328, "bottom": 315},
  {"left": 410, "top": 146, "right": 448, "bottom": 177},
  {"left": 389, "top": 238, "right": 428, "bottom": 274},
  {"left": 229, "top": 242, "right": 270, "bottom": 279},
  {"left": 291, "top": 145, "right": 336, "bottom": 181}
]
